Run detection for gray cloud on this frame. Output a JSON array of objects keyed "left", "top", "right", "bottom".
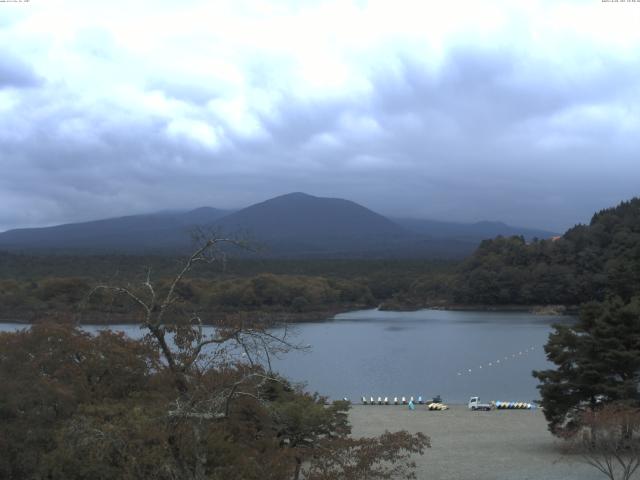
[
  {"left": 149, "top": 80, "right": 220, "bottom": 105},
  {"left": 0, "top": 51, "right": 41, "bottom": 89},
  {"left": 0, "top": 2, "right": 639, "bottom": 233}
]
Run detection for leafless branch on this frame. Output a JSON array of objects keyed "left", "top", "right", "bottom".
[{"left": 573, "top": 404, "right": 640, "bottom": 480}]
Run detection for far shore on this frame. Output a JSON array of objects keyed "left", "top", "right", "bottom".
[
  {"left": 0, "top": 306, "right": 366, "bottom": 326},
  {"left": 0, "top": 303, "right": 578, "bottom": 327},
  {"left": 379, "top": 302, "right": 579, "bottom": 316}
]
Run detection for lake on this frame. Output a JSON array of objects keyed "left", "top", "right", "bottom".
[{"left": 0, "top": 308, "right": 569, "bottom": 404}]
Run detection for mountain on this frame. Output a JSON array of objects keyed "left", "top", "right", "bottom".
[
  {"left": 210, "top": 192, "right": 429, "bottom": 257},
  {"left": 0, "top": 208, "right": 230, "bottom": 252},
  {"left": 217, "top": 192, "right": 402, "bottom": 238},
  {"left": 0, "top": 192, "right": 556, "bottom": 258},
  {"left": 393, "top": 218, "right": 557, "bottom": 241}
]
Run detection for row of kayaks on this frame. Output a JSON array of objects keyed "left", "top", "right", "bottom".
[
  {"left": 359, "top": 396, "right": 449, "bottom": 410},
  {"left": 360, "top": 396, "right": 433, "bottom": 405},
  {"left": 358, "top": 396, "right": 533, "bottom": 410},
  {"left": 361, "top": 396, "right": 535, "bottom": 410}
]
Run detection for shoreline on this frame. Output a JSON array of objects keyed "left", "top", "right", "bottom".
[
  {"left": 379, "top": 302, "right": 578, "bottom": 316},
  {"left": 0, "top": 303, "right": 577, "bottom": 327},
  {"left": 0, "top": 305, "right": 365, "bottom": 326}
]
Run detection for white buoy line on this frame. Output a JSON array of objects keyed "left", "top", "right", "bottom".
[{"left": 456, "top": 346, "right": 537, "bottom": 376}]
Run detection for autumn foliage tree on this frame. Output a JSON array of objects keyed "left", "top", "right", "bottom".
[{"left": 0, "top": 236, "right": 429, "bottom": 479}]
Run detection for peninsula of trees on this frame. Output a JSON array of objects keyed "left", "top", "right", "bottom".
[{"left": 373, "top": 197, "right": 638, "bottom": 310}]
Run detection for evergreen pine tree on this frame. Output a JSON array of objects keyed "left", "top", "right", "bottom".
[{"left": 533, "top": 297, "right": 640, "bottom": 435}]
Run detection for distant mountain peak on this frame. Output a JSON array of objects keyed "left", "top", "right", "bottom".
[
  {"left": 278, "top": 192, "right": 315, "bottom": 199},
  {"left": 187, "top": 206, "right": 218, "bottom": 213},
  {"left": 264, "top": 192, "right": 336, "bottom": 203},
  {"left": 214, "top": 192, "right": 404, "bottom": 240}
]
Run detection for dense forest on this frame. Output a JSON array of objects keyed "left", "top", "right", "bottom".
[
  {"left": 0, "top": 254, "right": 453, "bottom": 322},
  {"left": 399, "top": 198, "right": 640, "bottom": 308}
]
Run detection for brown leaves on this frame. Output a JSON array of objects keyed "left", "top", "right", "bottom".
[{"left": 303, "top": 430, "right": 430, "bottom": 480}]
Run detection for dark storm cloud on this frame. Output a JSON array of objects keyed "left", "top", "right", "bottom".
[
  {"left": 370, "top": 46, "right": 638, "bottom": 137},
  {"left": 0, "top": 51, "right": 41, "bottom": 89}
]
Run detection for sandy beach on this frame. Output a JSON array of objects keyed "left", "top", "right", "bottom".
[{"left": 349, "top": 405, "right": 604, "bottom": 480}]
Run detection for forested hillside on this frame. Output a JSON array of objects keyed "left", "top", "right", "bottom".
[
  {"left": 0, "top": 254, "right": 453, "bottom": 322},
  {"left": 444, "top": 198, "right": 640, "bottom": 306}
]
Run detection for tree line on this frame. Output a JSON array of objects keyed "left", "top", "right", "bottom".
[
  {"left": 0, "top": 256, "right": 453, "bottom": 322},
  {"left": 0, "top": 274, "right": 375, "bottom": 322}
]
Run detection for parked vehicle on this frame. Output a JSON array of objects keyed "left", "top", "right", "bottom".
[{"left": 468, "top": 396, "right": 492, "bottom": 411}]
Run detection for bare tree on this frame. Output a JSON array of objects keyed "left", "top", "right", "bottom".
[
  {"left": 88, "top": 235, "right": 303, "bottom": 479},
  {"left": 81, "top": 233, "right": 429, "bottom": 480},
  {"left": 574, "top": 404, "right": 640, "bottom": 480}
]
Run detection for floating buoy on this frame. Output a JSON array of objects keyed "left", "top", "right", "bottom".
[{"left": 495, "top": 400, "right": 532, "bottom": 409}]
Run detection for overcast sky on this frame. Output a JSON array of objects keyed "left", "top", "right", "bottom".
[{"left": 1, "top": 0, "right": 639, "bottom": 233}]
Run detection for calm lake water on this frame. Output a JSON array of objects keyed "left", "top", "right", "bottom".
[{"left": 0, "top": 308, "right": 569, "bottom": 404}]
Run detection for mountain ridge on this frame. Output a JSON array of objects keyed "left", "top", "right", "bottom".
[
  {"left": 0, "top": 193, "right": 557, "bottom": 258},
  {"left": 392, "top": 217, "right": 556, "bottom": 242}
]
